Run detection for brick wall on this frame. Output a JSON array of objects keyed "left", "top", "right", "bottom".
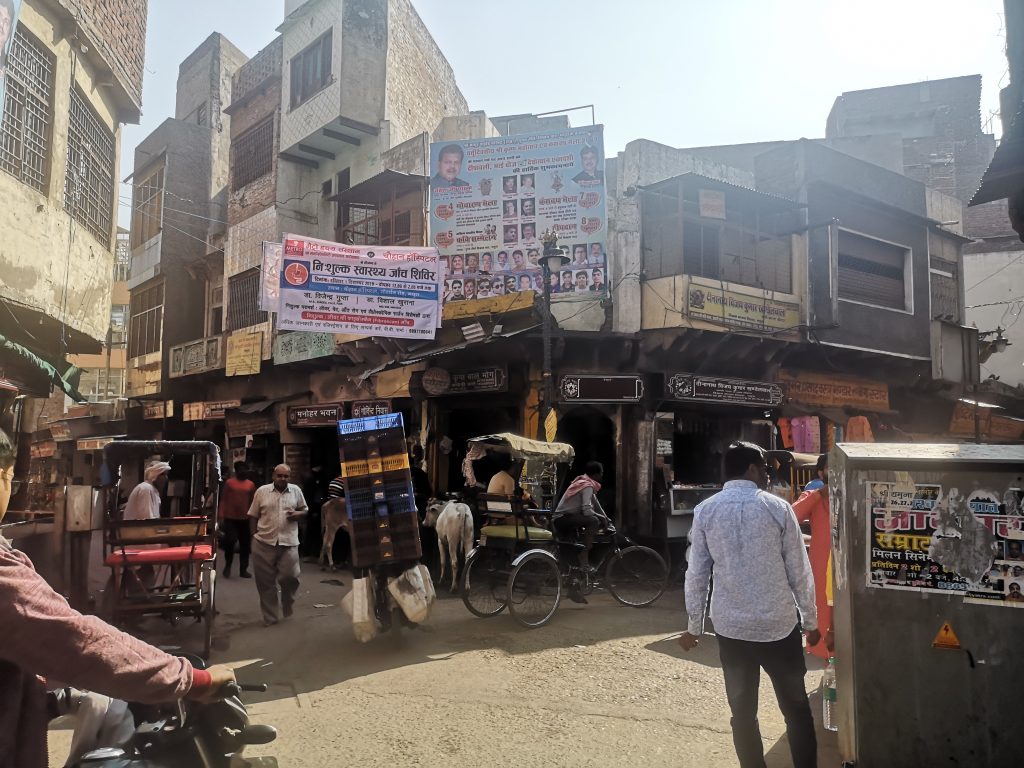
[{"left": 59, "top": 0, "right": 148, "bottom": 107}]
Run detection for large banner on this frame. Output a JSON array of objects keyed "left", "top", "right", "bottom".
[
  {"left": 0, "top": 0, "right": 23, "bottom": 110},
  {"left": 429, "top": 126, "right": 607, "bottom": 306},
  {"left": 278, "top": 233, "right": 442, "bottom": 339}
]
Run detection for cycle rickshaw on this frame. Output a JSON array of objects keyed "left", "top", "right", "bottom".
[
  {"left": 101, "top": 441, "right": 220, "bottom": 658},
  {"left": 459, "top": 433, "right": 669, "bottom": 628}
]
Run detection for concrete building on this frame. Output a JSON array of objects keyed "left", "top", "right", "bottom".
[
  {"left": 124, "top": 33, "right": 247, "bottom": 406},
  {"left": 1, "top": 0, "right": 148, "bottom": 523}
]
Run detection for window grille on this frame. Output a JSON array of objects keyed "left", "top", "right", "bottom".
[
  {"left": 113, "top": 234, "right": 130, "bottom": 280},
  {"left": 65, "top": 89, "right": 115, "bottom": 245},
  {"left": 131, "top": 166, "right": 164, "bottom": 247},
  {"left": 227, "top": 268, "right": 267, "bottom": 331},
  {"left": 128, "top": 283, "right": 164, "bottom": 358},
  {"left": 232, "top": 118, "right": 274, "bottom": 189},
  {"left": 0, "top": 28, "right": 54, "bottom": 192}
]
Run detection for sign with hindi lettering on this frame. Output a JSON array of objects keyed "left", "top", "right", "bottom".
[
  {"left": 667, "top": 373, "right": 782, "bottom": 407},
  {"left": 351, "top": 399, "right": 393, "bottom": 418},
  {"left": 286, "top": 403, "right": 343, "bottom": 428},
  {"left": 429, "top": 126, "right": 608, "bottom": 306},
  {"left": 225, "top": 331, "right": 263, "bottom": 376},
  {"left": 273, "top": 331, "right": 334, "bottom": 365},
  {"left": 687, "top": 282, "right": 800, "bottom": 333},
  {"left": 777, "top": 370, "right": 890, "bottom": 412},
  {"left": 277, "top": 233, "right": 442, "bottom": 339}
]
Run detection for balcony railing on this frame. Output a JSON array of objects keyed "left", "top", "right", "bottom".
[
  {"left": 168, "top": 334, "right": 225, "bottom": 378},
  {"left": 232, "top": 37, "right": 282, "bottom": 104}
]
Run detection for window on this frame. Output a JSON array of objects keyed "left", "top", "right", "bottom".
[
  {"left": 113, "top": 233, "right": 130, "bottom": 280},
  {"left": 289, "top": 30, "right": 332, "bottom": 109},
  {"left": 128, "top": 282, "right": 164, "bottom": 358},
  {"left": 227, "top": 268, "right": 267, "bottom": 331},
  {"left": 0, "top": 28, "right": 55, "bottom": 193},
  {"left": 837, "top": 230, "right": 910, "bottom": 311},
  {"left": 232, "top": 118, "right": 274, "bottom": 188},
  {"left": 110, "top": 304, "right": 128, "bottom": 346},
  {"left": 131, "top": 165, "right": 164, "bottom": 248},
  {"left": 80, "top": 367, "right": 125, "bottom": 402},
  {"left": 65, "top": 89, "right": 116, "bottom": 245},
  {"left": 206, "top": 277, "right": 224, "bottom": 337},
  {"left": 196, "top": 103, "right": 207, "bottom": 127},
  {"left": 929, "top": 232, "right": 960, "bottom": 322}
]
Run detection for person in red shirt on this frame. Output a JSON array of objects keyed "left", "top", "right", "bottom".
[{"left": 220, "top": 462, "right": 256, "bottom": 578}]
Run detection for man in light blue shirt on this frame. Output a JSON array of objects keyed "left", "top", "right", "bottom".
[{"left": 680, "top": 441, "right": 819, "bottom": 768}]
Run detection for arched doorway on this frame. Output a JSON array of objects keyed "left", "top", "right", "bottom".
[{"left": 556, "top": 405, "right": 617, "bottom": 519}]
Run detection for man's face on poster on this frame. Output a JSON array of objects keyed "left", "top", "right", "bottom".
[
  {"left": 438, "top": 150, "right": 462, "bottom": 182},
  {"left": 582, "top": 149, "right": 598, "bottom": 175}
]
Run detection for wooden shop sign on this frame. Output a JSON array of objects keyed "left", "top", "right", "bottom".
[
  {"left": 351, "top": 400, "right": 393, "bottom": 418},
  {"left": 560, "top": 374, "right": 644, "bottom": 403},
  {"left": 667, "top": 373, "right": 782, "bottom": 407},
  {"left": 287, "top": 402, "right": 343, "bottom": 428}
]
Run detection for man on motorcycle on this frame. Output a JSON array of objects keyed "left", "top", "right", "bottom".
[{"left": 0, "top": 533, "right": 236, "bottom": 768}]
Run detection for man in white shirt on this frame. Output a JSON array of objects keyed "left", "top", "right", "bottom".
[
  {"left": 679, "top": 441, "right": 818, "bottom": 768},
  {"left": 486, "top": 454, "right": 516, "bottom": 496},
  {"left": 123, "top": 462, "right": 171, "bottom": 520},
  {"left": 248, "top": 464, "right": 308, "bottom": 626}
]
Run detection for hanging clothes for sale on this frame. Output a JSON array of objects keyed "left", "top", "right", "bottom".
[
  {"left": 791, "top": 416, "right": 821, "bottom": 454},
  {"left": 846, "top": 415, "right": 875, "bottom": 443},
  {"left": 778, "top": 418, "right": 794, "bottom": 449}
]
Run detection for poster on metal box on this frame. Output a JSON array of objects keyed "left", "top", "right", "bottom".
[
  {"left": 428, "top": 126, "right": 608, "bottom": 305},
  {"left": 867, "top": 481, "right": 1024, "bottom": 606},
  {"left": 277, "top": 233, "right": 443, "bottom": 339}
]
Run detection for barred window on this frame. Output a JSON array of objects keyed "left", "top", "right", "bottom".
[
  {"left": 128, "top": 282, "right": 164, "bottom": 358},
  {"left": 227, "top": 268, "right": 267, "bottom": 331},
  {"left": 0, "top": 28, "right": 55, "bottom": 193},
  {"left": 131, "top": 165, "right": 164, "bottom": 247},
  {"left": 232, "top": 119, "right": 274, "bottom": 189},
  {"left": 65, "top": 89, "right": 115, "bottom": 245},
  {"left": 113, "top": 233, "right": 130, "bottom": 281}
]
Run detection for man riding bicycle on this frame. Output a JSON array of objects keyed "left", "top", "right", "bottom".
[{"left": 552, "top": 461, "right": 612, "bottom": 574}]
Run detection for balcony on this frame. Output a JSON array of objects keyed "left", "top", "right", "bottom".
[{"left": 168, "top": 334, "right": 225, "bottom": 379}]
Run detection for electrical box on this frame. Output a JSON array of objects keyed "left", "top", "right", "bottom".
[{"left": 831, "top": 443, "right": 1024, "bottom": 767}]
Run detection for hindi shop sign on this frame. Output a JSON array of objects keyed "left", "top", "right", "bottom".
[
  {"left": 777, "top": 370, "right": 890, "bottom": 412},
  {"left": 277, "top": 233, "right": 443, "bottom": 340},
  {"left": 351, "top": 399, "right": 393, "bottom": 418},
  {"left": 666, "top": 374, "right": 783, "bottom": 408},
  {"left": 429, "top": 126, "right": 609, "bottom": 309},
  {"left": 286, "top": 403, "right": 343, "bottom": 428},
  {"left": 273, "top": 331, "right": 335, "bottom": 365},
  {"left": 182, "top": 400, "right": 241, "bottom": 422},
  {"left": 686, "top": 283, "right": 800, "bottom": 333}
]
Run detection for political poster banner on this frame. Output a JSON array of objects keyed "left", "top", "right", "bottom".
[
  {"left": 428, "top": 126, "right": 608, "bottom": 306},
  {"left": 0, "top": 0, "right": 23, "bottom": 111},
  {"left": 277, "top": 233, "right": 442, "bottom": 340}
]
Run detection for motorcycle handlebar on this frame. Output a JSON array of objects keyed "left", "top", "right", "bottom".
[{"left": 221, "top": 682, "right": 268, "bottom": 697}]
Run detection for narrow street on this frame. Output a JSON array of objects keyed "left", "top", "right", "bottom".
[{"left": 50, "top": 564, "right": 839, "bottom": 767}]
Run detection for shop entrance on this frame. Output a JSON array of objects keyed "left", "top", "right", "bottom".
[
  {"left": 441, "top": 405, "right": 520, "bottom": 493},
  {"left": 556, "top": 406, "right": 617, "bottom": 517}
]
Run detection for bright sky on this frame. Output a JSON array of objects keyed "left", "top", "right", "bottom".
[{"left": 119, "top": 0, "right": 1008, "bottom": 226}]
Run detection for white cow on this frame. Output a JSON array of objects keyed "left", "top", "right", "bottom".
[{"left": 423, "top": 499, "right": 474, "bottom": 592}]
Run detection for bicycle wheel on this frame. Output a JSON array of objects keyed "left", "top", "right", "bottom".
[
  {"left": 507, "top": 551, "right": 561, "bottom": 628},
  {"left": 605, "top": 545, "right": 668, "bottom": 607},
  {"left": 461, "top": 547, "right": 510, "bottom": 618}
]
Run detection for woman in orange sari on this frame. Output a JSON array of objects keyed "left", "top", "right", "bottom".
[{"left": 792, "top": 454, "right": 831, "bottom": 660}]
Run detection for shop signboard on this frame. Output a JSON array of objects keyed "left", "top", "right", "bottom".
[
  {"left": 698, "top": 189, "right": 726, "bottom": 220},
  {"left": 686, "top": 283, "right": 800, "bottom": 332},
  {"left": 429, "top": 126, "right": 608, "bottom": 308},
  {"left": 666, "top": 373, "right": 782, "bottom": 407},
  {"left": 49, "top": 422, "right": 73, "bottom": 441},
  {"left": 560, "top": 374, "right": 644, "bottom": 403},
  {"left": 226, "top": 331, "right": 263, "bottom": 376},
  {"left": 286, "top": 403, "right": 343, "bottom": 428},
  {"left": 448, "top": 366, "right": 507, "bottom": 395},
  {"left": 351, "top": 400, "right": 393, "bottom": 418},
  {"left": 421, "top": 368, "right": 451, "bottom": 396},
  {"left": 867, "top": 481, "right": 1024, "bottom": 607},
  {"left": 142, "top": 401, "right": 173, "bottom": 420},
  {"left": 273, "top": 331, "right": 335, "bottom": 365},
  {"left": 225, "top": 409, "right": 277, "bottom": 438},
  {"left": 76, "top": 436, "right": 119, "bottom": 451},
  {"left": 182, "top": 400, "right": 240, "bottom": 422},
  {"left": 776, "top": 370, "right": 890, "bottom": 412},
  {"left": 277, "top": 233, "right": 443, "bottom": 339},
  {"left": 30, "top": 441, "right": 57, "bottom": 459}
]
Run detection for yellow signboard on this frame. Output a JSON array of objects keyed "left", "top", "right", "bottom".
[
  {"left": 226, "top": 331, "right": 263, "bottom": 377},
  {"left": 544, "top": 409, "right": 558, "bottom": 442},
  {"left": 686, "top": 283, "right": 800, "bottom": 333},
  {"left": 777, "top": 370, "right": 890, "bottom": 412}
]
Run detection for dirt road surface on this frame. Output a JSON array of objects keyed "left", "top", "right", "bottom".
[{"left": 50, "top": 563, "right": 840, "bottom": 767}]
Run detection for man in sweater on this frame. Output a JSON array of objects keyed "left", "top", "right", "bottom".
[{"left": 679, "top": 441, "right": 819, "bottom": 768}]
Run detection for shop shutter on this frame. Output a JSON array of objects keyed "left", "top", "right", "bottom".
[{"left": 837, "top": 231, "right": 907, "bottom": 310}]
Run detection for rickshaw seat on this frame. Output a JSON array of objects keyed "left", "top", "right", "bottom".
[
  {"left": 480, "top": 524, "right": 553, "bottom": 542},
  {"left": 105, "top": 545, "right": 214, "bottom": 566}
]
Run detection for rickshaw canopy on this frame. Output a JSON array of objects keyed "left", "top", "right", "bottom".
[
  {"left": 102, "top": 440, "right": 222, "bottom": 482},
  {"left": 466, "top": 433, "right": 575, "bottom": 463}
]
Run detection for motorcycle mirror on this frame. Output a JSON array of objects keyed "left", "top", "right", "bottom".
[{"left": 239, "top": 724, "right": 278, "bottom": 745}]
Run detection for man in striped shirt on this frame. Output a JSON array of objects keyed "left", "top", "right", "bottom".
[{"left": 328, "top": 474, "right": 345, "bottom": 500}]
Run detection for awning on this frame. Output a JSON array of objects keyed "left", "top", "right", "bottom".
[
  {"left": 971, "top": 106, "right": 1024, "bottom": 206},
  {"left": 467, "top": 433, "right": 575, "bottom": 462},
  {"left": 327, "top": 169, "right": 427, "bottom": 205},
  {"left": 0, "top": 332, "right": 84, "bottom": 401}
]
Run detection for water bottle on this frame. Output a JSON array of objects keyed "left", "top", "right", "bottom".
[{"left": 822, "top": 656, "right": 838, "bottom": 732}]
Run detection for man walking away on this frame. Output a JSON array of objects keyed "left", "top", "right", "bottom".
[
  {"left": 219, "top": 462, "right": 255, "bottom": 578},
  {"left": 248, "top": 464, "right": 308, "bottom": 626},
  {"left": 679, "top": 441, "right": 819, "bottom": 768}
]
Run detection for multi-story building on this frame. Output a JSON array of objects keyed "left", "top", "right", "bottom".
[{"left": 1, "top": 0, "right": 148, "bottom": 520}]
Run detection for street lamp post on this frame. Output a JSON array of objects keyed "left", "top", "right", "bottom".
[{"left": 539, "top": 234, "right": 569, "bottom": 440}]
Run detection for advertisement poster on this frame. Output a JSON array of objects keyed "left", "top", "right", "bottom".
[
  {"left": 277, "top": 233, "right": 442, "bottom": 339},
  {"left": 0, "top": 0, "right": 22, "bottom": 110},
  {"left": 428, "top": 126, "right": 607, "bottom": 306},
  {"left": 867, "top": 481, "right": 1024, "bottom": 607},
  {"left": 687, "top": 283, "right": 800, "bottom": 333}
]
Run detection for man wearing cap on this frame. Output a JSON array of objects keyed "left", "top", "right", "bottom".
[
  {"left": 123, "top": 460, "right": 171, "bottom": 520},
  {"left": 248, "top": 464, "right": 308, "bottom": 626}
]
